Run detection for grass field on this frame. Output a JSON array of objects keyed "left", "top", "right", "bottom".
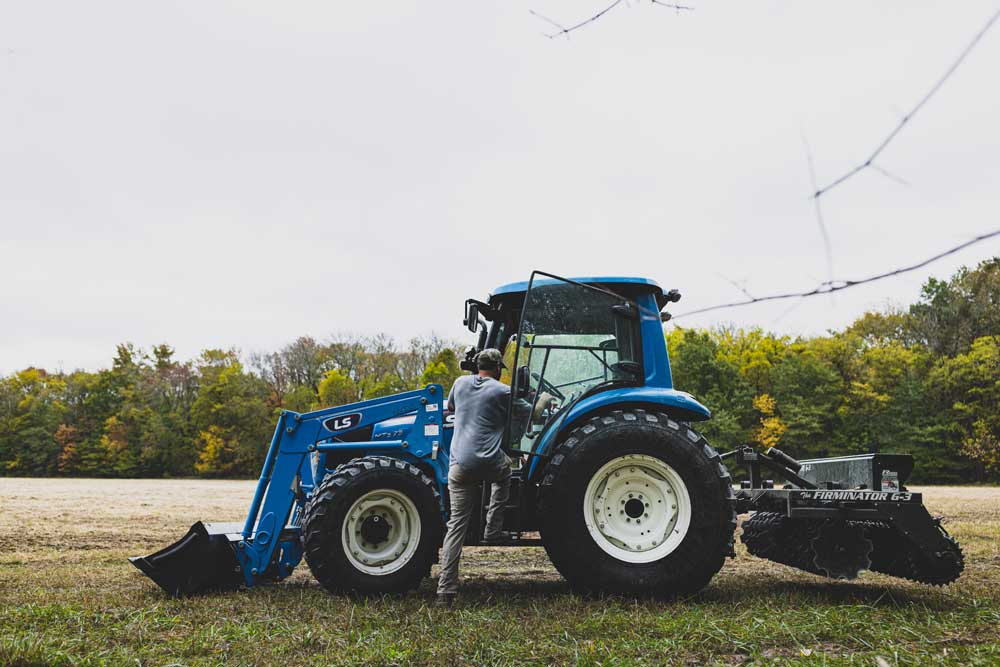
[{"left": 1, "top": 479, "right": 999, "bottom": 666}]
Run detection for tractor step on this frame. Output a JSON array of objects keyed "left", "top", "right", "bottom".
[{"left": 129, "top": 521, "right": 245, "bottom": 596}]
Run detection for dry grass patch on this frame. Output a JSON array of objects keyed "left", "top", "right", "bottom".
[{"left": 1, "top": 480, "right": 999, "bottom": 666}]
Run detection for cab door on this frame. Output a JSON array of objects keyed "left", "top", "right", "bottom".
[{"left": 505, "top": 272, "right": 643, "bottom": 456}]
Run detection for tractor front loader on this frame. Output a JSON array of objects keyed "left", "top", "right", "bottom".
[{"left": 131, "top": 272, "right": 963, "bottom": 597}]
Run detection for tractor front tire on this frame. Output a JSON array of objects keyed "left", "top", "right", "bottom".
[
  {"left": 538, "top": 409, "right": 736, "bottom": 596},
  {"left": 302, "top": 456, "right": 443, "bottom": 595}
]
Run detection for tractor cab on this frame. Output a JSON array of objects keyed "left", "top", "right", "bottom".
[{"left": 463, "top": 273, "right": 684, "bottom": 457}]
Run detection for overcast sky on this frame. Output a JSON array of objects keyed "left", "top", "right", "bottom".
[{"left": 2, "top": 1, "right": 999, "bottom": 373}]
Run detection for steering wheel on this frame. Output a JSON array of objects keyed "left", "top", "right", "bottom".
[{"left": 531, "top": 372, "right": 565, "bottom": 400}]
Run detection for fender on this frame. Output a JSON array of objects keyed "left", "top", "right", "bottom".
[
  {"left": 563, "top": 385, "right": 710, "bottom": 429},
  {"left": 527, "top": 385, "right": 711, "bottom": 477}
]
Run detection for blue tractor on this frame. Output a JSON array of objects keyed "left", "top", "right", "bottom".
[{"left": 131, "top": 272, "right": 963, "bottom": 596}]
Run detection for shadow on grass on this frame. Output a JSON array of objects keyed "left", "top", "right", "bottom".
[
  {"left": 449, "top": 573, "right": 965, "bottom": 612},
  {"left": 695, "top": 576, "right": 957, "bottom": 609},
  {"left": 134, "top": 568, "right": 962, "bottom": 614}
]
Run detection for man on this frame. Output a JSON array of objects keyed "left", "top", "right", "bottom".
[{"left": 435, "top": 348, "right": 518, "bottom": 606}]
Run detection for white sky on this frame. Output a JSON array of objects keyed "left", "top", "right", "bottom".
[{"left": 2, "top": 1, "right": 999, "bottom": 373}]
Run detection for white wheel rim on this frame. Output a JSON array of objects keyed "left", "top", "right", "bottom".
[
  {"left": 342, "top": 489, "right": 421, "bottom": 575},
  {"left": 583, "top": 454, "right": 692, "bottom": 563}
]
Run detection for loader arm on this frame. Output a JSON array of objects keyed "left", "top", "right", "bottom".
[{"left": 130, "top": 385, "right": 447, "bottom": 596}]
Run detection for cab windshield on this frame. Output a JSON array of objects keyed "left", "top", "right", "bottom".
[{"left": 507, "top": 275, "right": 641, "bottom": 453}]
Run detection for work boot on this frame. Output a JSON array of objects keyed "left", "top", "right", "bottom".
[
  {"left": 435, "top": 593, "right": 457, "bottom": 608},
  {"left": 482, "top": 530, "right": 515, "bottom": 545}
]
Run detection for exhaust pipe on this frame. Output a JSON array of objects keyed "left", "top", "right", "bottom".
[{"left": 129, "top": 521, "right": 245, "bottom": 596}]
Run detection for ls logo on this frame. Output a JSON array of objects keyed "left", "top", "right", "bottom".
[{"left": 323, "top": 412, "right": 362, "bottom": 433}]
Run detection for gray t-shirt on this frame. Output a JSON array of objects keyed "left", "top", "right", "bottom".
[{"left": 447, "top": 375, "right": 511, "bottom": 473}]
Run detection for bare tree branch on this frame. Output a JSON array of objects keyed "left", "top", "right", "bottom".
[
  {"left": 651, "top": 1, "right": 694, "bottom": 11},
  {"left": 528, "top": 9, "right": 571, "bottom": 38},
  {"left": 530, "top": 0, "right": 625, "bottom": 38},
  {"left": 812, "top": 7, "right": 1000, "bottom": 201},
  {"left": 530, "top": 0, "right": 692, "bottom": 38},
  {"left": 716, "top": 273, "right": 756, "bottom": 301},
  {"left": 672, "top": 229, "right": 1000, "bottom": 319},
  {"left": 869, "top": 163, "right": 912, "bottom": 188}
]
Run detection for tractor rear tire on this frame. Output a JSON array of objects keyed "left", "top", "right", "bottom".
[
  {"left": 538, "top": 409, "right": 736, "bottom": 596},
  {"left": 302, "top": 456, "right": 443, "bottom": 595}
]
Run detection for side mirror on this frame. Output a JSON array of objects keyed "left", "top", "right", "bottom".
[
  {"left": 514, "top": 365, "right": 531, "bottom": 399},
  {"left": 465, "top": 303, "right": 479, "bottom": 333}
]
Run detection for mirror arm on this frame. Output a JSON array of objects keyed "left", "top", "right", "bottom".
[{"left": 477, "top": 317, "right": 488, "bottom": 349}]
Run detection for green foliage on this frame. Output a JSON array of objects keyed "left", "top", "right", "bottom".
[
  {"left": 0, "top": 335, "right": 464, "bottom": 478},
  {"left": 189, "top": 350, "right": 273, "bottom": 476},
  {"left": 315, "top": 368, "right": 359, "bottom": 409},
  {"left": 0, "top": 369, "right": 67, "bottom": 475},
  {"left": 909, "top": 258, "right": 1000, "bottom": 356},
  {"left": 662, "top": 258, "right": 1000, "bottom": 482},
  {"left": 927, "top": 336, "right": 1000, "bottom": 477},
  {"left": 419, "top": 348, "right": 463, "bottom": 394},
  {"left": 1, "top": 261, "right": 998, "bottom": 481}
]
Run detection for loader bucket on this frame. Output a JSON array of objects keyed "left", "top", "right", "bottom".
[{"left": 129, "top": 521, "right": 245, "bottom": 596}]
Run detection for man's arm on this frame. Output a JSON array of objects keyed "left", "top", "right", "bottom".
[{"left": 447, "top": 382, "right": 456, "bottom": 412}]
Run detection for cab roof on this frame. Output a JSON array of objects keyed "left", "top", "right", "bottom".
[{"left": 491, "top": 276, "right": 662, "bottom": 296}]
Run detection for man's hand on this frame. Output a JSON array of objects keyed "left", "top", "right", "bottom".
[{"left": 532, "top": 392, "right": 558, "bottom": 422}]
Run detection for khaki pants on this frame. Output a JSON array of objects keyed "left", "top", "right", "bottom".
[{"left": 436, "top": 462, "right": 511, "bottom": 595}]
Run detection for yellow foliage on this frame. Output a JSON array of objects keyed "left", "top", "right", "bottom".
[
  {"left": 195, "top": 426, "right": 238, "bottom": 476},
  {"left": 752, "top": 393, "right": 777, "bottom": 415},
  {"left": 752, "top": 393, "right": 786, "bottom": 448},
  {"left": 961, "top": 420, "right": 1000, "bottom": 473},
  {"left": 316, "top": 369, "right": 358, "bottom": 408}
]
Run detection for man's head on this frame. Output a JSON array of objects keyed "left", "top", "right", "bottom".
[{"left": 475, "top": 348, "right": 506, "bottom": 378}]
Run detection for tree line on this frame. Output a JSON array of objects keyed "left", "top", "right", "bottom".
[
  {"left": 2, "top": 259, "right": 998, "bottom": 482},
  {"left": 0, "top": 335, "right": 465, "bottom": 478},
  {"left": 670, "top": 258, "right": 1000, "bottom": 483}
]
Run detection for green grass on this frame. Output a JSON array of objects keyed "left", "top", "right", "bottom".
[{"left": 2, "top": 479, "right": 999, "bottom": 666}]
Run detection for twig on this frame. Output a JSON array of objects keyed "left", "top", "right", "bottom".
[
  {"left": 771, "top": 297, "right": 808, "bottom": 325},
  {"left": 529, "top": 0, "right": 692, "bottom": 39},
  {"left": 812, "top": 7, "right": 1000, "bottom": 200},
  {"left": 672, "top": 229, "right": 1000, "bottom": 319},
  {"left": 716, "top": 273, "right": 756, "bottom": 301},
  {"left": 869, "top": 164, "right": 912, "bottom": 188},
  {"left": 651, "top": 1, "right": 694, "bottom": 11},
  {"left": 802, "top": 133, "right": 834, "bottom": 284},
  {"left": 530, "top": 0, "right": 625, "bottom": 38},
  {"left": 528, "top": 10, "right": 570, "bottom": 38}
]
